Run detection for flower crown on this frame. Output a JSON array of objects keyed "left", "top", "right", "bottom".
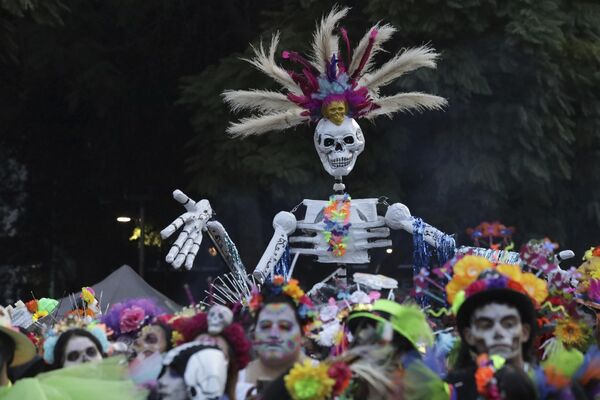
[
  {"left": 101, "top": 298, "right": 165, "bottom": 338},
  {"left": 42, "top": 315, "right": 110, "bottom": 364},
  {"left": 249, "top": 275, "right": 316, "bottom": 330},
  {"left": 444, "top": 254, "right": 548, "bottom": 312}
]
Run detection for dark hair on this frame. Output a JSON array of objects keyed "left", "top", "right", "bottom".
[
  {"left": 0, "top": 331, "right": 16, "bottom": 368},
  {"left": 454, "top": 299, "right": 535, "bottom": 369},
  {"left": 51, "top": 329, "right": 105, "bottom": 369},
  {"left": 256, "top": 295, "right": 303, "bottom": 331},
  {"left": 496, "top": 364, "right": 538, "bottom": 400}
]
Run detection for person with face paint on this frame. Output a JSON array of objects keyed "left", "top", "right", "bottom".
[
  {"left": 44, "top": 327, "right": 108, "bottom": 369},
  {"left": 158, "top": 310, "right": 251, "bottom": 400},
  {"left": 237, "top": 277, "right": 315, "bottom": 399},
  {"left": 441, "top": 255, "right": 546, "bottom": 399}
]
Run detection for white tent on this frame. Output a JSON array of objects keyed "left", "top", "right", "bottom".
[{"left": 56, "top": 264, "right": 181, "bottom": 315}]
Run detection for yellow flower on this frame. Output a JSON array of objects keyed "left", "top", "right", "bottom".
[
  {"left": 32, "top": 310, "right": 48, "bottom": 322},
  {"left": 171, "top": 331, "right": 184, "bottom": 347},
  {"left": 496, "top": 264, "right": 523, "bottom": 282},
  {"left": 284, "top": 360, "right": 334, "bottom": 400},
  {"left": 81, "top": 287, "right": 95, "bottom": 304},
  {"left": 283, "top": 280, "right": 305, "bottom": 302},
  {"left": 446, "top": 278, "right": 464, "bottom": 305},
  {"left": 520, "top": 273, "right": 548, "bottom": 304},
  {"left": 555, "top": 318, "right": 590, "bottom": 348},
  {"left": 453, "top": 255, "right": 493, "bottom": 284}
]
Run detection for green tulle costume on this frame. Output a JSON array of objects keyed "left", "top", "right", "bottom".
[{"left": 0, "top": 357, "right": 147, "bottom": 400}]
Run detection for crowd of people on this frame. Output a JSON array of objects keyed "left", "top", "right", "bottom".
[{"left": 0, "top": 240, "right": 599, "bottom": 399}]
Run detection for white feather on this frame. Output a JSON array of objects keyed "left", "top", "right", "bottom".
[
  {"left": 222, "top": 90, "right": 294, "bottom": 114},
  {"left": 365, "top": 92, "right": 447, "bottom": 119},
  {"left": 226, "top": 110, "right": 309, "bottom": 138},
  {"left": 242, "top": 32, "right": 300, "bottom": 94},
  {"left": 310, "top": 6, "right": 349, "bottom": 72},
  {"left": 360, "top": 46, "right": 439, "bottom": 91},
  {"left": 347, "top": 23, "right": 396, "bottom": 76}
]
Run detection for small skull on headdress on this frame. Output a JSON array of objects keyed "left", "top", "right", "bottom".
[{"left": 206, "top": 305, "right": 233, "bottom": 335}]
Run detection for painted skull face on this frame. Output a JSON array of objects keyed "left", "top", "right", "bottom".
[
  {"left": 207, "top": 305, "right": 233, "bottom": 335},
  {"left": 133, "top": 324, "right": 168, "bottom": 359},
  {"left": 314, "top": 117, "right": 365, "bottom": 178},
  {"left": 62, "top": 335, "right": 103, "bottom": 368},
  {"left": 254, "top": 303, "right": 302, "bottom": 367},
  {"left": 184, "top": 348, "right": 229, "bottom": 400},
  {"left": 157, "top": 366, "right": 187, "bottom": 400},
  {"left": 464, "top": 303, "right": 530, "bottom": 362}
]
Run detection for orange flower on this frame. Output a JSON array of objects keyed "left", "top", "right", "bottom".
[
  {"left": 283, "top": 280, "right": 305, "bottom": 302},
  {"left": 272, "top": 275, "right": 285, "bottom": 285},
  {"left": 520, "top": 273, "right": 548, "bottom": 304},
  {"left": 475, "top": 366, "right": 494, "bottom": 394}
]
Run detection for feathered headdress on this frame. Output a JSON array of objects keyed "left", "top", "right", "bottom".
[{"left": 223, "top": 6, "right": 447, "bottom": 137}]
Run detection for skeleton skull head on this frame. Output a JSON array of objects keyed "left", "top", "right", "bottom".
[
  {"left": 207, "top": 305, "right": 233, "bottom": 335},
  {"left": 464, "top": 303, "right": 531, "bottom": 364},
  {"left": 184, "top": 348, "right": 229, "bottom": 400},
  {"left": 314, "top": 116, "right": 365, "bottom": 178}
]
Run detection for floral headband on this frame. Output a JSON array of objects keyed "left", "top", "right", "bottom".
[
  {"left": 101, "top": 298, "right": 165, "bottom": 338},
  {"left": 249, "top": 275, "right": 316, "bottom": 330},
  {"left": 445, "top": 254, "right": 548, "bottom": 313},
  {"left": 42, "top": 315, "right": 110, "bottom": 364}
]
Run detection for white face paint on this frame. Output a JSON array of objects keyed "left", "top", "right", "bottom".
[
  {"left": 158, "top": 366, "right": 187, "bottom": 400},
  {"left": 184, "top": 348, "right": 229, "bottom": 400},
  {"left": 314, "top": 117, "right": 365, "bottom": 178},
  {"left": 207, "top": 305, "right": 233, "bottom": 335},
  {"left": 464, "top": 303, "right": 530, "bottom": 362},
  {"left": 62, "top": 336, "right": 103, "bottom": 368}
]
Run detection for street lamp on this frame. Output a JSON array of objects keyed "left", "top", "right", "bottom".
[
  {"left": 116, "top": 205, "right": 146, "bottom": 277},
  {"left": 386, "top": 248, "right": 393, "bottom": 254}
]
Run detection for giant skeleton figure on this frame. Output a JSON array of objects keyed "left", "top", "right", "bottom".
[{"left": 161, "top": 8, "right": 455, "bottom": 282}]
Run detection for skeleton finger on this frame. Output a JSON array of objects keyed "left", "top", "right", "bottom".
[
  {"left": 172, "top": 189, "right": 197, "bottom": 212},
  {"left": 173, "top": 232, "right": 198, "bottom": 269},
  {"left": 290, "top": 248, "right": 330, "bottom": 257},
  {"left": 184, "top": 232, "right": 204, "bottom": 270},
  {"left": 161, "top": 212, "right": 197, "bottom": 239},
  {"left": 165, "top": 222, "right": 199, "bottom": 265}
]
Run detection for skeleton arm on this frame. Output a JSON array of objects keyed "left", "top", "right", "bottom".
[
  {"left": 384, "top": 203, "right": 455, "bottom": 249},
  {"left": 252, "top": 211, "right": 297, "bottom": 283},
  {"left": 160, "top": 190, "right": 213, "bottom": 269}
]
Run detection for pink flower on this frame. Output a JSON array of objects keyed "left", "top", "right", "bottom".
[{"left": 119, "top": 306, "right": 146, "bottom": 333}]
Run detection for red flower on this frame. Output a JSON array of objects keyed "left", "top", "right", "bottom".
[
  {"left": 328, "top": 362, "right": 352, "bottom": 395},
  {"left": 26, "top": 300, "right": 38, "bottom": 314},
  {"left": 249, "top": 293, "right": 263, "bottom": 312},
  {"left": 465, "top": 280, "right": 487, "bottom": 296}
]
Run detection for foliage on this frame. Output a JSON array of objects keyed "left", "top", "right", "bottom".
[{"left": 180, "top": 0, "right": 600, "bottom": 253}]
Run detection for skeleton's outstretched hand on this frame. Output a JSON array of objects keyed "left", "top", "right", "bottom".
[{"left": 161, "top": 190, "right": 213, "bottom": 270}]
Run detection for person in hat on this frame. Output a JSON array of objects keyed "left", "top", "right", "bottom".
[
  {"left": 0, "top": 306, "right": 36, "bottom": 387},
  {"left": 442, "top": 255, "right": 546, "bottom": 399}
]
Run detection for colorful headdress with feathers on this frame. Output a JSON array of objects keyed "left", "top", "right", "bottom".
[{"left": 223, "top": 7, "right": 446, "bottom": 137}]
